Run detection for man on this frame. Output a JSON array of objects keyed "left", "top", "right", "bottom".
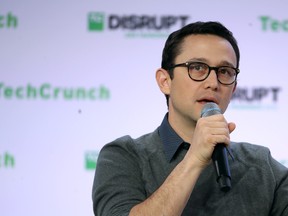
[{"left": 92, "top": 21, "right": 288, "bottom": 215}]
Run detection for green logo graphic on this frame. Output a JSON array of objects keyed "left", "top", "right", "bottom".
[
  {"left": 88, "top": 12, "right": 105, "bottom": 31},
  {"left": 0, "top": 152, "right": 15, "bottom": 168},
  {"left": 85, "top": 151, "right": 98, "bottom": 170}
]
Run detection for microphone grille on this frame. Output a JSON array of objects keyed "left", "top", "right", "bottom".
[{"left": 201, "top": 102, "right": 222, "bottom": 117}]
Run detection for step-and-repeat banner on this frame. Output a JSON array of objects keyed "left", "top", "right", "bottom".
[{"left": 1, "top": 0, "right": 287, "bottom": 215}]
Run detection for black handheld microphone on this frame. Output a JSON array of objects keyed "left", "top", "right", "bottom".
[{"left": 201, "top": 102, "right": 231, "bottom": 192}]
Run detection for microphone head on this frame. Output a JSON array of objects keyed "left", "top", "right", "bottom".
[{"left": 201, "top": 102, "right": 222, "bottom": 117}]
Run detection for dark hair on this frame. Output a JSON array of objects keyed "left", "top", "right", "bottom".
[{"left": 161, "top": 21, "right": 240, "bottom": 106}]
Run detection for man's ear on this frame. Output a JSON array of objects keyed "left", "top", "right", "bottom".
[{"left": 155, "top": 68, "right": 171, "bottom": 95}]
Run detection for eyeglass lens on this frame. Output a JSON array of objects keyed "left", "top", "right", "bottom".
[{"left": 188, "top": 62, "right": 237, "bottom": 84}]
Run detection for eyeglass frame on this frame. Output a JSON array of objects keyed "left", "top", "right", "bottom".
[{"left": 169, "top": 61, "right": 240, "bottom": 85}]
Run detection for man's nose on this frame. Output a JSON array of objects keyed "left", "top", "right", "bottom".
[{"left": 204, "top": 69, "right": 219, "bottom": 89}]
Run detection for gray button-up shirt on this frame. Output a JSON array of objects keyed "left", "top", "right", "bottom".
[{"left": 92, "top": 114, "right": 288, "bottom": 215}]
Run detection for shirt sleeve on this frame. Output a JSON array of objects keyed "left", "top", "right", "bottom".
[
  {"left": 92, "top": 135, "right": 146, "bottom": 216},
  {"left": 269, "top": 154, "right": 288, "bottom": 216}
]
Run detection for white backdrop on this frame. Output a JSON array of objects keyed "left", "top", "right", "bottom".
[{"left": 1, "top": 0, "right": 287, "bottom": 215}]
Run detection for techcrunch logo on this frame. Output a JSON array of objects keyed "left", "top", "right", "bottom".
[
  {"left": 0, "top": 12, "right": 18, "bottom": 29},
  {"left": 260, "top": 16, "right": 288, "bottom": 32},
  {"left": 0, "top": 82, "right": 110, "bottom": 101},
  {"left": 88, "top": 12, "right": 189, "bottom": 38},
  {"left": 0, "top": 152, "right": 15, "bottom": 169}
]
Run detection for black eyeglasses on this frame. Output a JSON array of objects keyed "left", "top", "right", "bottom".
[{"left": 169, "top": 61, "right": 240, "bottom": 85}]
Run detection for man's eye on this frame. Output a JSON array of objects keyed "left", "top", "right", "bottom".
[
  {"left": 219, "top": 68, "right": 234, "bottom": 76},
  {"left": 190, "top": 63, "right": 205, "bottom": 71}
]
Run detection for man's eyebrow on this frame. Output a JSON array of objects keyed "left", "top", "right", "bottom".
[
  {"left": 187, "top": 58, "right": 236, "bottom": 67},
  {"left": 187, "top": 57, "right": 208, "bottom": 62},
  {"left": 218, "top": 60, "right": 237, "bottom": 68}
]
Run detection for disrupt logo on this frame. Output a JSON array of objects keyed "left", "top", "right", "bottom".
[
  {"left": 0, "top": 12, "right": 18, "bottom": 29},
  {"left": 0, "top": 82, "right": 110, "bottom": 101},
  {"left": 260, "top": 16, "right": 288, "bottom": 32},
  {"left": 0, "top": 152, "right": 15, "bottom": 168},
  {"left": 88, "top": 12, "right": 189, "bottom": 37},
  {"left": 85, "top": 151, "right": 98, "bottom": 170},
  {"left": 231, "top": 86, "right": 281, "bottom": 109}
]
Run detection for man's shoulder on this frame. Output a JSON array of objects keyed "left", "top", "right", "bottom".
[
  {"left": 101, "top": 128, "right": 162, "bottom": 156},
  {"left": 230, "top": 142, "right": 273, "bottom": 168},
  {"left": 231, "top": 141, "right": 269, "bottom": 154}
]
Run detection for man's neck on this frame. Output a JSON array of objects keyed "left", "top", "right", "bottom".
[{"left": 168, "top": 112, "right": 197, "bottom": 144}]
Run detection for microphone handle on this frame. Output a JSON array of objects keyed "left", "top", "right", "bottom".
[{"left": 212, "top": 144, "right": 231, "bottom": 192}]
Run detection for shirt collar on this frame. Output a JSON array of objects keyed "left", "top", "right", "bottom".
[
  {"left": 158, "top": 113, "right": 235, "bottom": 163},
  {"left": 159, "top": 113, "right": 188, "bottom": 162}
]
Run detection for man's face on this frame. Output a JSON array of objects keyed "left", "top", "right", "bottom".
[{"left": 167, "top": 34, "right": 237, "bottom": 124}]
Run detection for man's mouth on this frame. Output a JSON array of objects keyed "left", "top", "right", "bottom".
[
  {"left": 199, "top": 99, "right": 214, "bottom": 103},
  {"left": 197, "top": 97, "right": 218, "bottom": 104}
]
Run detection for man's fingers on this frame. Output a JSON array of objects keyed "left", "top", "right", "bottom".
[{"left": 228, "top": 122, "right": 236, "bottom": 134}]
